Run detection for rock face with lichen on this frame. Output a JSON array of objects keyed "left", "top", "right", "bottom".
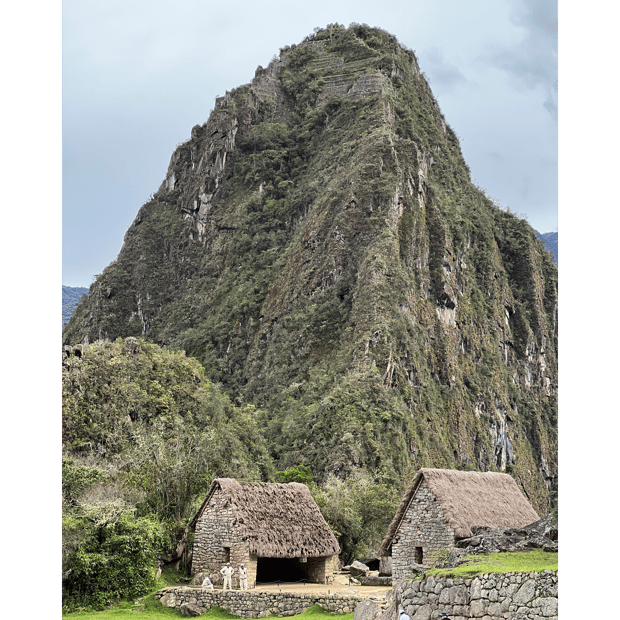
[{"left": 63, "top": 24, "right": 557, "bottom": 513}]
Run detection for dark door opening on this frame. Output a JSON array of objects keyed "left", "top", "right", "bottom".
[
  {"left": 415, "top": 546, "right": 423, "bottom": 564},
  {"left": 256, "top": 557, "right": 312, "bottom": 584}
]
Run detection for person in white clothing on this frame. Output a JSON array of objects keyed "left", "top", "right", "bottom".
[
  {"left": 238, "top": 563, "right": 248, "bottom": 590},
  {"left": 221, "top": 562, "right": 234, "bottom": 590},
  {"left": 201, "top": 575, "right": 214, "bottom": 589}
]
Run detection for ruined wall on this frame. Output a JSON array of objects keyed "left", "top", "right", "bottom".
[{"left": 392, "top": 479, "right": 455, "bottom": 578}]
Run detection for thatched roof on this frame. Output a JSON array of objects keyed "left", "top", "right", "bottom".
[
  {"left": 190, "top": 478, "right": 340, "bottom": 559},
  {"left": 378, "top": 468, "right": 540, "bottom": 556}
]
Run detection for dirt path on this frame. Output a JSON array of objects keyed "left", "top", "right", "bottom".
[
  {"left": 251, "top": 581, "right": 391, "bottom": 599},
  {"left": 178, "top": 575, "right": 393, "bottom": 600}
]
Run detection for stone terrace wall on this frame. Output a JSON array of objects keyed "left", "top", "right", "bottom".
[
  {"left": 385, "top": 571, "right": 558, "bottom": 620},
  {"left": 156, "top": 587, "right": 365, "bottom": 618}
]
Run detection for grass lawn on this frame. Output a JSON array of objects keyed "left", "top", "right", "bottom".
[{"left": 426, "top": 550, "right": 558, "bottom": 579}]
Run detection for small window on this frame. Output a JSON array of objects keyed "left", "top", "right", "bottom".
[
  {"left": 415, "top": 546, "right": 423, "bottom": 564},
  {"left": 223, "top": 547, "right": 231, "bottom": 563}
]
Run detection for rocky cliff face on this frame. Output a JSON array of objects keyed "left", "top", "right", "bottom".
[{"left": 64, "top": 25, "right": 557, "bottom": 514}]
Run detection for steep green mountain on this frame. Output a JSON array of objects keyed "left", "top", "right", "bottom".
[
  {"left": 64, "top": 24, "right": 557, "bottom": 514},
  {"left": 63, "top": 285, "right": 89, "bottom": 326}
]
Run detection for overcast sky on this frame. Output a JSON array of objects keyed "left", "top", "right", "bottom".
[{"left": 62, "top": 0, "right": 558, "bottom": 286}]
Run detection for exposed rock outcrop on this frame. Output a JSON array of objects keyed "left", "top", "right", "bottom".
[{"left": 63, "top": 24, "right": 557, "bottom": 511}]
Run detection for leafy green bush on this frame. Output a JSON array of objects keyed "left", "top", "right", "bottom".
[
  {"left": 62, "top": 512, "right": 170, "bottom": 612},
  {"left": 277, "top": 464, "right": 315, "bottom": 486},
  {"left": 312, "top": 471, "right": 401, "bottom": 563}
]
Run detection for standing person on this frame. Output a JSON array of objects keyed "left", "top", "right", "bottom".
[
  {"left": 238, "top": 563, "right": 248, "bottom": 590},
  {"left": 221, "top": 562, "right": 235, "bottom": 590},
  {"left": 202, "top": 575, "right": 214, "bottom": 590},
  {"left": 399, "top": 610, "right": 411, "bottom": 620}
]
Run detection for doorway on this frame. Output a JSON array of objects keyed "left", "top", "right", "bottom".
[
  {"left": 256, "top": 557, "right": 312, "bottom": 584},
  {"left": 415, "top": 546, "right": 423, "bottom": 564}
]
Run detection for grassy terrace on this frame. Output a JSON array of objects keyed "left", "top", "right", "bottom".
[{"left": 425, "top": 550, "right": 558, "bottom": 579}]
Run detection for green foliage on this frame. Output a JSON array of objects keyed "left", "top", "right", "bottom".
[
  {"left": 62, "top": 339, "right": 276, "bottom": 609},
  {"left": 62, "top": 338, "right": 273, "bottom": 501},
  {"left": 62, "top": 458, "right": 107, "bottom": 505},
  {"left": 62, "top": 512, "right": 170, "bottom": 612},
  {"left": 312, "top": 471, "right": 401, "bottom": 563},
  {"left": 62, "top": 592, "right": 182, "bottom": 619},
  {"left": 277, "top": 464, "right": 315, "bottom": 486}
]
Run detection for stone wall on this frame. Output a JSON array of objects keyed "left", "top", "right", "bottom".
[
  {"left": 192, "top": 488, "right": 250, "bottom": 585},
  {"left": 156, "top": 587, "right": 364, "bottom": 618},
  {"left": 372, "top": 571, "right": 558, "bottom": 620},
  {"left": 392, "top": 479, "right": 455, "bottom": 578},
  {"left": 305, "top": 555, "right": 335, "bottom": 584}
]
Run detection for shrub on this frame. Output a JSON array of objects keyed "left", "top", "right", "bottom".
[{"left": 62, "top": 512, "right": 170, "bottom": 612}]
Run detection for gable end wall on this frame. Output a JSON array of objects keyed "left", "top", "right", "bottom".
[
  {"left": 192, "top": 488, "right": 251, "bottom": 584},
  {"left": 392, "top": 478, "right": 455, "bottom": 578}
]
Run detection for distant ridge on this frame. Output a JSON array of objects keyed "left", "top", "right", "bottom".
[
  {"left": 62, "top": 285, "right": 88, "bottom": 326},
  {"left": 536, "top": 231, "right": 558, "bottom": 264}
]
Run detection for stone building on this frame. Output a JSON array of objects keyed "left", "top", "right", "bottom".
[
  {"left": 189, "top": 478, "right": 340, "bottom": 588},
  {"left": 378, "top": 468, "right": 540, "bottom": 579}
]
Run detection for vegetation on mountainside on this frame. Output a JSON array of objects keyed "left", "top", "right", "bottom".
[
  {"left": 63, "top": 285, "right": 89, "bottom": 326},
  {"left": 63, "top": 24, "right": 557, "bottom": 587}
]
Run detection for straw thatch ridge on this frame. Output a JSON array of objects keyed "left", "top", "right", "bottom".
[
  {"left": 191, "top": 478, "right": 340, "bottom": 558},
  {"left": 378, "top": 468, "right": 540, "bottom": 556}
]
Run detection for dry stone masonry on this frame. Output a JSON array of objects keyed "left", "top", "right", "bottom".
[
  {"left": 156, "top": 587, "right": 364, "bottom": 618},
  {"left": 368, "top": 571, "right": 558, "bottom": 620},
  {"left": 192, "top": 488, "right": 256, "bottom": 586},
  {"left": 392, "top": 479, "right": 455, "bottom": 577}
]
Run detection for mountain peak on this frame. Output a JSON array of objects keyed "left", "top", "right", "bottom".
[{"left": 63, "top": 25, "right": 557, "bottom": 514}]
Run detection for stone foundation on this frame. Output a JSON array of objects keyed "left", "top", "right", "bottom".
[
  {"left": 156, "top": 587, "right": 366, "bottom": 618},
  {"left": 373, "top": 571, "right": 558, "bottom": 620}
]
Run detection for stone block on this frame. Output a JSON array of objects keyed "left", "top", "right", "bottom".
[
  {"left": 469, "top": 598, "right": 487, "bottom": 617},
  {"left": 539, "top": 597, "right": 558, "bottom": 617},
  {"left": 486, "top": 601, "right": 502, "bottom": 616},
  {"left": 353, "top": 599, "right": 380, "bottom": 620},
  {"left": 513, "top": 579, "right": 536, "bottom": 605},
  {"left": 350, "top": 560, "right": 370, "bottom": 576},
  {"left": 180, "top": 602, "right": 206, "bottom": 617},
  {"left": 423, "top": 576, "right": 435, "bottom": 592},
  {"left": 470, "top": 577, "right": 482, "bottom": 600},
  {"left": 411, "top": 604, "right": 431, "bottom": 620}
]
